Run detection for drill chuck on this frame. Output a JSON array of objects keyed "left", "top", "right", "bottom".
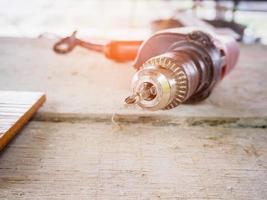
[{"left": 125, "top": 28, "right": 239, "bottom": 111}]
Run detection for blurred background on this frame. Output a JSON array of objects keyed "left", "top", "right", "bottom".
[{"left": 0, "top": 0, "right": 267, "bottom": 43}]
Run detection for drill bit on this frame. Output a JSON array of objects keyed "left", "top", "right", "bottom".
[
  {"left": 124, "top": 82, "right": 157, "bottom": 106},
  {"left": 124, "top": 93, "right": 140, "bottom": 105}
]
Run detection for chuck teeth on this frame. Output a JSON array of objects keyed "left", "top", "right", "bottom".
[{"left": 142, "top": 56, "right": 188, "bottom": 110}]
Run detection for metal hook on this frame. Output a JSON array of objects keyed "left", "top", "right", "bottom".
[{"left": 53, "top": 31, "right": 78, "bottom": 54}]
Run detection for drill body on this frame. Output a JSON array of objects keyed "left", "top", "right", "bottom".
[{"left": 126, "top": 28, "right": 239, "bottom": 110}]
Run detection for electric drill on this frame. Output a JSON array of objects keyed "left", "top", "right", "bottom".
[
  {"left": 53, "top": 28, "right": 239, "bottom": 111},
  {"left": 125, "top": 28, "right": 239, "bottom": 110}
]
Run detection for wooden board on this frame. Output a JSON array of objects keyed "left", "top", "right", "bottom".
[
  {"left": 0, "top": 122, "right": 266, "bottom": 199},
  {"left": 0, "top": 38, "right": 266, "bottom": 120},
  {"left": 0, "top": 91, "right": 45, "bottom": 151}
]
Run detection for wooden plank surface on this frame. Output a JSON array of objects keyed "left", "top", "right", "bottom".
[
  {"left": 0, "top": 121, "right": 266, "bottom": 199},
  {"left": 0, "top": 38, "right": 266, "bottom": 121},
  {"left": 0, "top": 91, "right": 45, "bottom": 151},
  {"left": 0, "top": 38, "right": 266, "bottom": 199}
]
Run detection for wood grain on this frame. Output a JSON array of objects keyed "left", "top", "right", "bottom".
[
  {"left": 0, "top": 91, "right": 45, "bottom": 151},
  {"left": 0, "top": 122, "right": 266, "bottom": 199},
  {"left": 0, "top": 38, "right": 266, "bottom": 199}
]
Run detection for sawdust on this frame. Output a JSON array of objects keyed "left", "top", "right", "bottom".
[{"left": 111, "top": 113, "right": 123, "bottom": 131}]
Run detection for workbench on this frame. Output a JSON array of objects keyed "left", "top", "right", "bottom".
[{"left": 0, "top": 37, "right": 266, "bottom": 199}]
